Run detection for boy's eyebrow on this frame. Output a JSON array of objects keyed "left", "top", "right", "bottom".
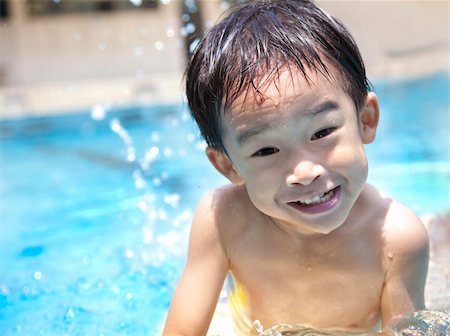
[
  {"left": 309, "top": 100, "right": 340, "bottom": 116},
  {"left": 236, "top": 124, "right": 272, "bottom": 147},
  {"left": 236, "top": 100, "right": 340, "bottom": 147}
]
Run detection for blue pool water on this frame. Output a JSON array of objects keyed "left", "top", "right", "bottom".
[{"left": 0, "top": 72, "right": 448, "bottom": 335}]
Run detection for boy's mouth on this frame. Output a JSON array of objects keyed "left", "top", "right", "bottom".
[{"left": 288, "top": 186, "right": 340, "bottom": 214}]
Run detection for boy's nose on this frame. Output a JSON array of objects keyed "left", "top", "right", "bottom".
[{"left": 286, "top": 159, "right": 325, "bottom": 186}]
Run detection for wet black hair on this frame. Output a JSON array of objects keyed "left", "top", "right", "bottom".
[{"left": 185, "top": 0, "right": 370, "bottom": 152}]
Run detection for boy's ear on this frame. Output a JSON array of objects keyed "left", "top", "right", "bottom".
[
  {"left": 360, "top": 92, "right": 380, "bottom": 144},
  {"left": 206, "top": 146, "right": 244, "bottom": 185}
]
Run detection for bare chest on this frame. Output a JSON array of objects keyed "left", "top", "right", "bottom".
[{"left": 229, "top": 236, "right": 385, "bottom": 331}]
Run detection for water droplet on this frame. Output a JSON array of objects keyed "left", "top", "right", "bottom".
[
  {"left": 64, "top": 308, "right": 76, "bottom": 321},
  {"left": 185, "top": 22, "right": 196, "bottom": 34},
  {"left": 138, "top": 200, "right": 148, "bottom": 212},
  {"left": 110, "top": 118, "right": 121, "bottom": 132},
  {"left": 157, "top": 231, "right": 181, "bottom": 248},
  {"left": 125, "top": 249, "right": 134, "bottom": 258},
  {"left": 91, "top": 103, "right": 107, "bottom": 120},
  {"left": 33, "top": 271, "right": 42, "bottom": 281},
  {"left": 181, "top": 13, "right": 190, "bottom": 22},
  {"left": 180, "top": 26, "right": 188, "bottom": 37},
  {"left": 127, "top": 151, "right": 136, "bottom": 162},
  {"left": 166, "top": 28, "right": 175, "bottom": 37},
  {"left": 142, "top": 226, "right": 153, "bottom": 244},
  {"left": 195, "top": 140, "right": 207, "bottom": 151},
  {"left": 0, "top": 284, "right": 10, "bottom": 296},
  {"left": 77, "top": 277, "right": 92, "bottom": 291},
  {"left": 133, "top": 170, "right": 146, "bottom": 189},
  {"left": 252, "top": 320, "right": 264, "bottom": 333},
  {"left": 164, "top": 194, "right": 180, "bottom": 208},
  {"left": 219, "top": 1, "right": 230, "bottom": 11},
  {"left": 154, "top": 41, "right": 164, "bottom": 50}
]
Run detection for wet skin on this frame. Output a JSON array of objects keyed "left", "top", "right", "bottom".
[
  {"left": 163, "top": 66, "right": 428, "bottom": 335},
  {"left": 219, "top": 68, "right": 376, "bottom": 237},
  {"left": 207, "top": 67, "right": 386, "bottom": 330}
]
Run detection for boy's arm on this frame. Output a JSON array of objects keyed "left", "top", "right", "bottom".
[
  {"left": 163, "top": 191, "right": 230, "bottom": 336},
  {"left": 380, "top": 202, "right": 429, "bottom": 330}
]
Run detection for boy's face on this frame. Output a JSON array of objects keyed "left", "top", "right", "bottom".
[{"left": 208, "top": 67, "right": 379, "bottom": 236}]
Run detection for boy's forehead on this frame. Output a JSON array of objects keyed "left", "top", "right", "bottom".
[{"left": 226, "top": 66, "right": 338, "bottom": 125}]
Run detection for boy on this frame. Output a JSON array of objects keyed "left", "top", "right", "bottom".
[{"left": 163, "top": 0, "right": 429, "bottom": 334}]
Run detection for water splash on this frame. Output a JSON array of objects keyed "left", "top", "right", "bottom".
[
  {"left": 260, "top": 324, "right": 354, "bottom": 336},
  {"left": 253, "top": 310, "right": 450, "bottom": 336},
  {"left": 110, "top": 118, "right": 136, "bottom": 163},
  {"left": 93, "top": 105, "right": 198, "bottom": 272},
  {"left": 390, "top": 310, "right": 449, "bottom": 336}
]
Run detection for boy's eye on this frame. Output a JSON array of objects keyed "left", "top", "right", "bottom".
[
  {"left": 252, "top": 147, "right": 279, "bottom": 157},
  {"left": 311, "top": 127, "right": 335, "bottom": 140}
]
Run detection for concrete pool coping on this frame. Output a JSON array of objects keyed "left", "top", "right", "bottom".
[
  {"left": 0, "top": 71, "right": 185, "bottom": 120},
  {"left": 0, "top": 44, "right": 448, "bottom": 120}
]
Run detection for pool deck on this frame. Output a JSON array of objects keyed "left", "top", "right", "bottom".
[
  {"left": 0, "top": 0, "right": 448, "bottom": 120},
  {"left": 0, "top": 72, "right": 185, "bottom": 120},
  {"left": 0, "top": 49, "right": 448, "bottom": 121}
]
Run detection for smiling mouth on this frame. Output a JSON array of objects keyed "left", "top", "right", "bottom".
[
  {"left": 295, "top": 188, "right": 337, "bottom": 206},
  {"left": 288, "top": 186, "right": 340, "bottom": 214}
]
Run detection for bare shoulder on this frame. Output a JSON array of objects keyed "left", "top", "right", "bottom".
[
  {"left": 191, "top": 184, "right": 253, "bottom": 251},
  {"left": 382, "top": 199, "right": 429, "bottom": 256},
  {"left": 197, "top": 184, "right": 252, "bottom": 221},
  {"left": 362, "top": 184, "right": 429, "bottom": 253}
]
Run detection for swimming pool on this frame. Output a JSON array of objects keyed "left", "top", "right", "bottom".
[{"left": 0, "top": 71, "right": 448, "bottom": 335}]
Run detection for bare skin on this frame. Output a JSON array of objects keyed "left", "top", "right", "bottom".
[{"left": 163, "top": 68, "right": 429, "bottom": 335}]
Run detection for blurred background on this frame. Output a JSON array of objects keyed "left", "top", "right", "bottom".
[
  {"left": 0, "top": 0, "right": 448, "bottom": 117},
  {"left": 0, "top": 1, "right": 448, "bottom": 335}
]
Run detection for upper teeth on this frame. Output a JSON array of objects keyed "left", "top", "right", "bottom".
[{"left": 296, "top": 189, "right": 334, "bottom": 205}]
